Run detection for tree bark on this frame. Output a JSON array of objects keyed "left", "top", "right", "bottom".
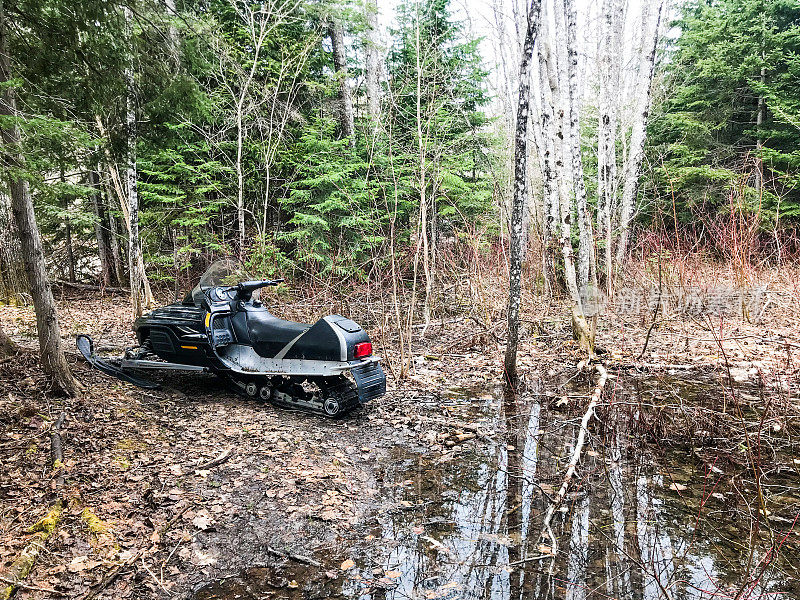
[
  {"left": 597, "top": 0, "right": 624, "bottom": 290},
  {"left": 0, "top": 0, "right": 78, "bottom": 394},
  {"left": 60, "top": 168, "right": 76, "bottom": 283},
  {"left": 88, "top": 169, "right": 112, "bottom": 286},
  {"left": 562, "top": 0, "right": 597, "bottom": 294},
  {"left": 504, "top": 0, "right": 543, "bottom": 380},
  {"left": 0, "top": 191, "right": 26, "bottom": 302},
  {"left": 0, "top": 318, "right": 16, "bottom": 357},
  {"left": 552, "top": 0, "right": 591, "bottom": 353},
  {"left": 615, "top": 0, "right": 664, "bottom": 268},
  {"left": 328, "top": 18, "right": 355, "bottom": 145},
  {"left": 124, "top": 6, "right": 151, "bottom": 317},
  {"left": 364, "top": 0, "right": 380, "bottom": 125},
  {"left": 533, "top": 11, "right": 558, "bottom": 293}
]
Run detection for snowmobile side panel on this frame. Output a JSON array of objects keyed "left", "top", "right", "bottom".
[
  {"left": 280, "top": 316, "right": 343, "bottom": 361},
  {"left": 76, "top": 335, "right": 161, "bottom": 390}
]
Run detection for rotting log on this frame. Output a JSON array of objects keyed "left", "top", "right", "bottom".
[{"left": 0, "top": 501, "right": 64, "bottom": 600}]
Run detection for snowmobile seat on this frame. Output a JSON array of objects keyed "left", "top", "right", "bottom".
[{"left": 231, "top": 308, "right": 310, "bottom": 357}]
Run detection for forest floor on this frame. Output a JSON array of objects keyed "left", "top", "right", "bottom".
[{"left": 1, "top": 259, "right": 799, "bottom": 599}]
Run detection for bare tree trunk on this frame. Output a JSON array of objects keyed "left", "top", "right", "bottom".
[
  {"left": 552, "top": 0, "right": 592, "bottom": 354},
  {"left": 88, "top": 169, "right": 112, "bottom": 286},
  {"left": 0, "top": 192, "right": 26, "bottom": 302},
  {"left": 413, "top": 6, "right": 433, "bottom": 335},
  {"left": 504, "top": 0, "right": 543, "bottom": 380},
  {"left": 125, "top": 6, "right": 144, "bottom": 317},
  {"left": 60, "top": 168, "right": 76, "bottom": 283},
  {"left": 107, "top": 196, "right": 125, "bottom": 285},
  {"left": 328, "top": 18, "right": 355, "bottom": 145},
  {"left": 597, "top": 0, "right": 624, "bottom": 290},
  {"left": 755, "top": 53, "right": 765, "bottom": 195},
  {"left": 562, "top": 0, "right": 597, "bottom": 294},
  {"left": 615, "top": 0, "right": 664, "bottom": 268},
  {"left": 123, "top": 7, "right": 154, "bottom": 316},
  {"left": 533, "top": 11, "right": 558, "bottom": 293},
  {"left": 364, "top": 0, "right": 380, "bottom": 125},
  {"left": 0, "top": 0, "right": 78, "bottom": 394}
]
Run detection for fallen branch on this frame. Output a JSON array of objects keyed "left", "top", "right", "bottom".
[
  {"left": 538, "top": 363, "right": 608, "bottom": 569},
  {"left": 197, "top": 448, "right": 234, "bottom": 470},
  {"left": 0, "top": 577, "right": 64, "bottom": 596},
  {"left": 266, "top": 547, "right": 321, "bottom": 568},
  {"left": 0, "top": 501, "right": 64, "bottom": 600},
  {"left": 55, "top": 280, "right": 130, "bottom": 294}
]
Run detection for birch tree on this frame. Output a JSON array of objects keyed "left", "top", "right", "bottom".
[
  {"left": 596, "top": 0, "right": 625, "bottom": 288},
  {"left": 0, "top": 0, "right": 78, "bottom": 394},
  {"left": 615, "top": 0, "right": 665, "bottom": 267},
  {"left": 124, "top": 5, "right": 153, "bottom": 318},
  {"left": 504, "top": 0, "right": 543, "bottom": 380},
  {"left": 562, "top": 0, "right": 596, "bottom": 294},
  {"left": 533, "top": 10, "right": 559, "bottom": 291}
]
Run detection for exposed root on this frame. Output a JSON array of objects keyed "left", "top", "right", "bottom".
[{"left": 0, "top": 501, "right": 64, "bottom": 600}]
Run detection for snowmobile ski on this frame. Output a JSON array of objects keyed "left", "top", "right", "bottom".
[{"left": 77, "top": 334, "right": 161, "bottom": 390}]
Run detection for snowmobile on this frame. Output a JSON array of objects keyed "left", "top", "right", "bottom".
[{"left": 77, "top": 259, "right": 386, "bottom": 417}]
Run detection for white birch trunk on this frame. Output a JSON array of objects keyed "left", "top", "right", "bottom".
[
  {"left": 597, "top": 0, "right": 624, "bottom": 289},
  {"left": 552, "top": 0, "right": 591, "bottom": 352},
  {"left": 615, "top": 0, "right": 665, "bottom": 268},
  {"left": 562, "top": 0, "right": 597, "bottom": 294},
  {"left": 125, "top": 6, "right": 144, "bottom": 318},
  {"left": 534, "top": 10, "right": 559, "bottom": 291}
]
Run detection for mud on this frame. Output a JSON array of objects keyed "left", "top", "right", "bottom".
[{"left": 192, "top": 375, "right": 800, "bottom": 600}]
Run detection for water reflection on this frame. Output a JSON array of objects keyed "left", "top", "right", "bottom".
[{"left": 196, "top": 376, "right": 800, "bottom": 600}]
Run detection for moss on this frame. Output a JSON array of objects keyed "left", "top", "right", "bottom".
[
  {"left": 30, "top": 501, "right": 63, "bottom": 535},
  {"left": 81, "top": 508, "right": 108, "bottom": 535}
]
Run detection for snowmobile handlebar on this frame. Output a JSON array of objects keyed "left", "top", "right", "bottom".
[{"left": 218, "top": 279, "right": 284, "bottom": 302}]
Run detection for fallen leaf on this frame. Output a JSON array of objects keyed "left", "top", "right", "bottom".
[
  {"left": 385, "top": 570, "right": 402, "bottom": 579},
  {"left": 194, "top": 550, "right": 216, "bottom": 566},
  {"left": 340, "top": 559, "right": 355, "bottom": 571},
  {"left": 192, "top": 510, "right": 213, "bottom": 530},
  {"left": 669, "top": 482, "right": 687, "bottom": 492}
]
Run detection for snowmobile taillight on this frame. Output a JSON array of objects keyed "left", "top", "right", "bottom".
[{"left": 354, "top": 342, "right": 372, "bottom": 358}]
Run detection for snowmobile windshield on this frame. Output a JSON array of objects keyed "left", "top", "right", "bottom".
[
  {"left": 198, "top": 259, "right": 247, "bottom": 292},
  {"left": 195, "top": 259, "right": 262, "bottom": 305}
]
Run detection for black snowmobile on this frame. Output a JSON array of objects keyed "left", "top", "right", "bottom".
[{"left": 77, "top": 259, "right": 386, "bottom": 417}]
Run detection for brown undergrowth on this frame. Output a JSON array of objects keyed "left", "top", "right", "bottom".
[{"left": 0, "top": 256, "right": 797, "bottom": 597}]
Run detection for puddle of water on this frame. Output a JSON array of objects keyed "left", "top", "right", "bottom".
[{"left": 195, "top": 375, "right": 800, "bottom": 600}]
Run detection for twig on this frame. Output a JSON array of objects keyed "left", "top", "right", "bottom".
[
  {"left": 0, "top": 577, "right": 64, "bottom": 596},
  {"left": 82, "top": 550, "right": 142, "bottom": 600},
  {"left": 266, "top": 546, "right": 321, "bottom": 568},
  {"left": 50, "top": 412, "right": 66, "bottom": 488},
  {"left": 197, "top": 448, "right": 234, "bottom": 470}
]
